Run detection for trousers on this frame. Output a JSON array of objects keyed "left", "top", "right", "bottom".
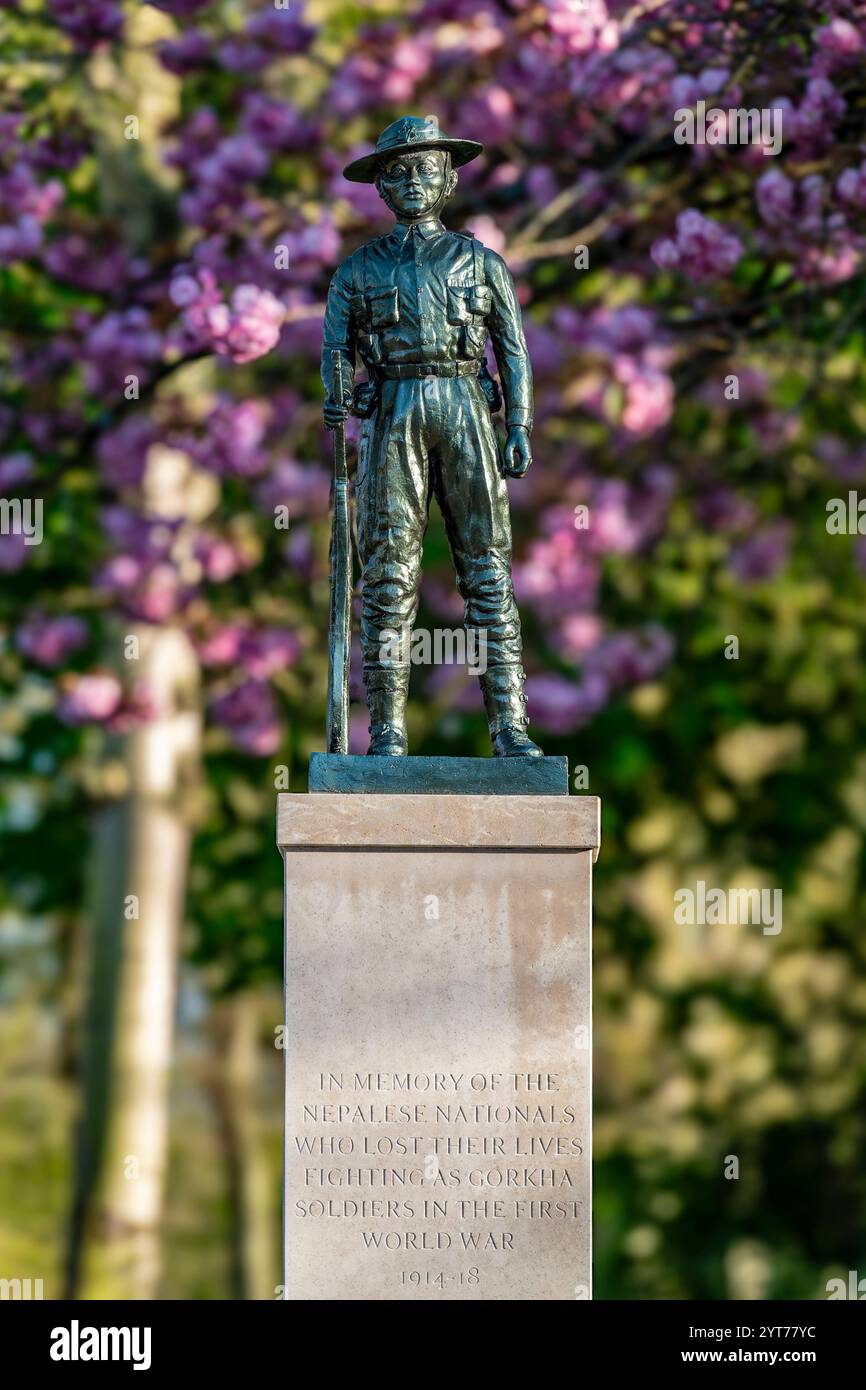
[{"left": 354, "top": 372, "right": 523, "bottom": 683}]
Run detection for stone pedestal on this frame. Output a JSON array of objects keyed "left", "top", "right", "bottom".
[{"left": 278, "top": 791, "right": 599, "bottom": 1301}]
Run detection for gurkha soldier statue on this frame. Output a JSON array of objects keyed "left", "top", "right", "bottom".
[
  {"left": 283, "top": 119, "right": 594, "bottom": 1303},
  {"left": 322, "top": 115, "right": 543, "bottom": 760}
]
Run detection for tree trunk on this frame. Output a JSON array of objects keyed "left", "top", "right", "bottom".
[
  {"left": 65, "top": 627, "right": 200, "bottom": 1299},
  {"left": 207, "top": 991, "right": 277, "bottom": 1301}
]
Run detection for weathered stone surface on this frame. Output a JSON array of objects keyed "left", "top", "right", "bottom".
[
  {"left": 309, "top": 751, "right": 569, "bottom": 795},
  {"left": 279, "top": 793, "right": 598, "bottom": 1300},
  {"left": 278, "top": 791, "right": 600, "bottom": 855}
]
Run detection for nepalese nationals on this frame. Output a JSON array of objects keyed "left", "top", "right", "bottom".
[{"left": 301, "top": 1103, "right": 578, "bottom": 1123}]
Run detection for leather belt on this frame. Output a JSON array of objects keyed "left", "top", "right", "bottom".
[{"left": 377, "top": 360, "right": 480, "bottom": 380}]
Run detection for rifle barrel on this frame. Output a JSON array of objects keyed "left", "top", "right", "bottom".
[{"left": 326, "top": 350, "right": 351, "bottom": 753}]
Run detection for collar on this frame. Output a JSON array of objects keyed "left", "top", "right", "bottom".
[{"left": 388, "top": 217, "right": 446, "bottom": 242}]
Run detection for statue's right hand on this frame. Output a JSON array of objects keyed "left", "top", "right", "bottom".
[{"left": 324, "top": 399, "right": 350, "bottom": 430}]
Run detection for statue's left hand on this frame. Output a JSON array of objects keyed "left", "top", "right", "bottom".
[{"left": 502, "top": 426, "right": 532, "bottom": 479}]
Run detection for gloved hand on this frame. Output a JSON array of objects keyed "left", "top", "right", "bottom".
[{"left": 324, "top": 398, "right": 350, "bottom": 430}]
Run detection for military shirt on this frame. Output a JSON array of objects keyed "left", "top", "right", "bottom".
[{"left": 321, "top": 216, "right": 533, "bottom": 430}]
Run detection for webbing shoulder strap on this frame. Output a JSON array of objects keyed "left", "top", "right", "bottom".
[
  {"left": 351, "top": 245, "right": 368, "bottom": 297},
  {"left": 472, "top": 235, "right": 485, "bottom": 287},
  {"left": 457, "top": 230, "right": 485, "bottom": 285}
]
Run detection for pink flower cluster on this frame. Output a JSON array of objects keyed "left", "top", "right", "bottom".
[
  {"left": 197, "top": 624, "right": 301, "bottom": 677},
  {"left": 210, "top": 679, "right": 281, "bottom": 755},
  {"left": 567, "top": 306, "right": 675, "bottom": 438},
  {"left": 182, "top": 398, "right": 270, "bottom": 479},
  {"left": 837, "top": 161, "right": 866, "bottom": 209},
  {"left": 729, "top": 523, "right": 792, "bottom": 583},
  {"left": 755, "top": 170, "right": 863, "bottom": 284},
  {"left": 170, "top": 269, "right": 285, "bottom": 364},
  {"left": 16, "top": 614, "right": 88, "bottom": 668},
  {"left": 525, "top": 625, "right": 674, "bottom": 734},
  {"left": 82, "top": 308, "right": 163, "bottom": 394},
  {"left": 54, "top": 0, "right": 123, "bottom": 48},
  {"left": 56, "top": 672, "right": 154, "bottom": 730},
  {"left": 0, "top": 131, "right": 64, "bottom": 266},
  {"left": 651, "top": 209, "right": 744, "bottom": 284}
]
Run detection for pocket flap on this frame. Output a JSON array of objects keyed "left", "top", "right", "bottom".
[
  {"left": 366, "top": 285, "right": 399, "bottom": 329},
  {"left": 446, "top": 284, "right": 473, "bottom": 324},
  {"left": 469, "top": 285, "right": 492, "bottom": 315}
]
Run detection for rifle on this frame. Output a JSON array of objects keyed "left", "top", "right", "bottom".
[{"left": 326, "top": 349, "right": 352, "bottom": 753}]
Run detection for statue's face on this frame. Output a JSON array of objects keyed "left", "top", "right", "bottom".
[{"left": 376, "top": 149, "right": 453, "bottom": 219}]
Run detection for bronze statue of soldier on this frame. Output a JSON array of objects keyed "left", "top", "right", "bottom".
[{"left": 322, "top": 115, "right": 543, "bottom": 759}]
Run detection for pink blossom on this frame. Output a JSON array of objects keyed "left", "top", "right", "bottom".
[
  {"left": 197, "top": 625, "right": 246, "bottom": 667},
  {"left": 132, "top": 563, "right": 185, "bottom": 623},
  {"left": 466, "top": 215, "right": 506, "bottom": 257},
  {"left": 171, "top": 269, "right": 285, "bottom": 364},
  {"left": 814, "top": 18, "right": 862, "bottom": 67},
  {"left": 0, "top": 215, "right": 43, "bottom": 265},
  {"left": 0, "top": 532, "right": 29, "bottom": 572},
  {"left": 792, "top": 78, "right": 846, "bottom": 154},
  {"left": 524, "top": 672, "right": 609, "bottom": 734},
  {"left": 184, "top": 398, "right": 269, "bottom": 479},
  {"left": 651, "top": 208, "right": 743, "bottom": 284},
  {"left": 57, "top": 672, "right": 124, "bottom": 725},
  {"left": 756, "top": 168, "right": 795, "bottom": 226},
  {"left": 54, "top": 0, "right": 123, "bottom": 47},
  {"left": 584, "top": 626, "right": 674, "bottom": 686},
  {"left": 729, "top": 523, "right": 792, "bottom": 582},
  {"left": 245, "top": 6, "right": 315, "bottom": 54},
  {"left": 240, "top": 95, "right": 318, "bottom": 152},
  {"left": 43, "top": 233, "right": 133, "bottom": 292},
  {"left": 17, "top": 614, "right": 87, "bottom": 667},
  {"left": 459, "top": 85, "right": 516, "bottom": 144},
  {"left": 222, "top": 285, "right": 285, "bottom": 363},
  {"left": 545, "top": 0, "right": 620, "bottom": 56},
  {"left": 211, "top": 679, "right": 281, "bottom": 755},
  {"left": 241, "top": 628, "right": 302, "bottom": 679},
  {"left": 255, "top": 457, "right": 330, "bottom": 519},
  {"left": 0, "top": 452, "right": 34, "bottom": 489},
  {"left": 513, "top": 512, "right": 600, "bottom": 617},
  {"left": 837, "top": 162, "right": 866, "bottom": 209},
  {"left": 83, "top": 308, "right": 162, "bottom": 393},
  {"left": 158, "top": 30, "right": 212, "bottom": 76},
  {"left": 560, "top": 614, "right": 603, "bottom": 657},
  {"left": 97, "top": 416, "right": 154, "bottom": 488},
  {"left": 617, "top": 362, "right": 674, "bottom": 436},
  {"left": 588, "top": 480, "right": 644, "bottom": 554},
  {"left": 195, "top": 534, "right": 251, "bottom": 583}
]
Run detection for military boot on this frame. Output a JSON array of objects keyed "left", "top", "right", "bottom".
[
  {"left": 365, "top": 668, "right": 409, "bottom": 756},
  {"left": 480, "top": 666, "right": 544, "bottom": 758}
]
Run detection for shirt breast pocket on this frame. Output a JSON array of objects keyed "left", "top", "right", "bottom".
[
  {"left": 446, "top": 284, "right": 473, "bottom": 325},
  {"left": 366, "top": 286, "right": 399, "bottom": 330}
]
